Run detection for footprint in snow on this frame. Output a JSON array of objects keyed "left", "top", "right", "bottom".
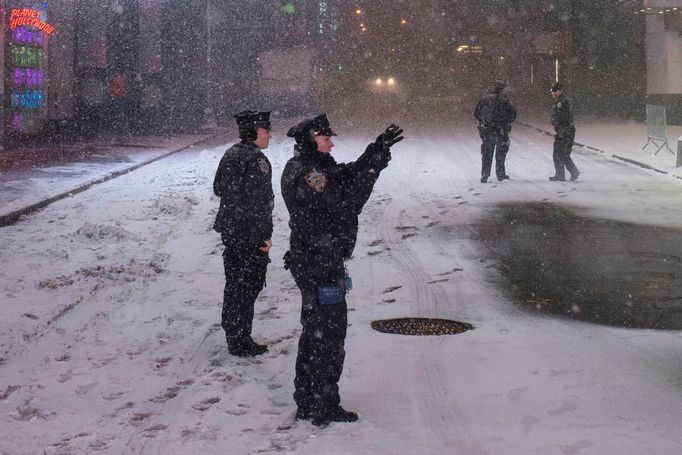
[
  {"left": 368, "top": 239, "right": 384, "bottom": 247},
  {"left": 191, "top": 397, "right": 221, "bottom": 411},
  {"left": 143, "top": 424, "right": 168, "bottom": 439},
  {"left": 402, "top": 233, "right": 417, "bottom": 239},
  {"left": 382, "top": 286, "right": 402, "bottom": 294},
  {"left": 427, "top": 278, "right": 449, "bottom": 284},
  {"left": 435, "top": 268, "right": 463, "bottom": 276}
]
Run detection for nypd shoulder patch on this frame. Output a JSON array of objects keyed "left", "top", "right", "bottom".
[
  {"left": 257, "top": 157, "right": 270, "bottom": 175},
  {"left": 304, "top": 169, "right": 328, "bottom": 192}
]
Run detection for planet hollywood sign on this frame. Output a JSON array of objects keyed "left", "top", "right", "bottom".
[
  {"left": 9, "top": 9, "right": 55, "bottom": 35},
  {"left": 8, "top": 8, "right": 53, "bottom": 133}
]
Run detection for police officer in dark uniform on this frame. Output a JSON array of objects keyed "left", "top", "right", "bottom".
[
  {"left": 281, "top": 114, "right": 403, "bottom": 427},
  {"left": 549, "top": 82, "right": 580, "bottom": 182},
  {"left": 213, "top": 110, "right": 274, "bottom": 357},
  {"left": 474, "top": 80, "right": 517, "bottom": 183}
]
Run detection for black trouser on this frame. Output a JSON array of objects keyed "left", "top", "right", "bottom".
[
  {"left": 480, "top": 129, "right": 510, "bottom": 179},
  {"left": 552, "top": 133, "right": 579, "bottom": 179},
  {"left": 221, "top": 244, "right": 268, "bottom": 342},
  {"left": 294, "top": 288, "right": 347, "bottom": 417}
]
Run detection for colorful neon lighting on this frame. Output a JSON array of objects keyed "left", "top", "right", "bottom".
[
  {"left": 12, "top": 113, "right": 25, "bottom": 131},
  {"left": 11, "top": 45, "right": 45, "bottom": 67},
  {"left": 11, "top": 90, "right": 45, "bottom": 109},
  {"left": 9, "top": 8, "right": 52, "bottom": 131},
  {"left": 9, "top": 9, "right": 55, "bottom": 34},
  {"left": 14, "top": 68, "right": 45, "bottom": 87},
  {"left": 12, "top": 27, "right": 46, "bottom": 46}
]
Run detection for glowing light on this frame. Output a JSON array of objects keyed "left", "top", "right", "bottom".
[
  {"left": 400, "top": 19, "right": 407, "bottom": 25},
  {"left": 282, "top": 3, "right": 296, "bottom": 14},
  {"left": 388, "top": 77, "right": 395, "bottom": 85},
  {"left": 12, "top": 113, "right": 24, "bottom": 131},
  {"left": 9, "top": 9, "right": 55, "bottom": 34},
  {"left": 11, "top": 45, "right": 45, "bottom": 67},
  {"left": 11, "top": 90, "right": 45, "bottom": 109},
  {"left": 355, "top": 8, "right": 362, "bottom": 15},
  {"left": 13, "top": 28, "right": 46, "bottom": 46},
  {"left": 376, "top": 78, "right": 383, "bottom": 85},
  {"left": 14, "top": 68, "right": 45, "bottom": 87}
]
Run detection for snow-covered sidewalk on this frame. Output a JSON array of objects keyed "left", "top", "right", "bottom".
[
  {"left": 0, "top": 131, "right": 222, "bottom": 226},
  {"left": 519, "top": 112, "right": 682, "bottom": 179}
]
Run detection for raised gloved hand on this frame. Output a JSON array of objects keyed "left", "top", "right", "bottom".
[{"left": 375, "top": 124, "right": 404, "bottom": 149}]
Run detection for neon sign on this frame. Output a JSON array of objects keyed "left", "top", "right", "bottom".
[
  {"left": 11, "top": 91, "right": 45, "bottom": 109},
  {"left": 9, "top": 9, "right": 55, "bottom": 34},
  {"left": 14, "top": 68, "right": 45, "bottom": 88},
  {"left": 8, "top": 8, "right": 53, "bottom": 133},
  {"left": 11, "top": 45, "right": 45, "bottom": 67},
  {"left": 13, "top": 28, "right": 46, "bottom": 46}
]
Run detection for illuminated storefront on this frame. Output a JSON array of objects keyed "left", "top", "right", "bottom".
[{"left": 5, "top": 5, "right": 53, "bottom": 137}]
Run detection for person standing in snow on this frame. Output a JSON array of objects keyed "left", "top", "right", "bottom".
[
  {"left": 474, "top": 80, "right": 517, "bottom": 183},
  {"left": 281, "top": 114, "right": 403, "bottom": 427},
  {"left": 212, "top": 110, "right": 274, "bottom": 357},
  {"left": 549, "top": 82, "right": 580, "bottom": 182}
]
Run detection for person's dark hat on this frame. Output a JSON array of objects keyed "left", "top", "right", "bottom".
[
  {"left": 234, "top": 110, "right": 271, "bottom": 131},
  {"left": 492, "top": 80, "right": 507, "bottom": 93},
  {"left": 550, "top": 82, "right": 564, "bottom": 92},
  {"left": 287, "top": 113, "right": 337, "bottom": 144}
]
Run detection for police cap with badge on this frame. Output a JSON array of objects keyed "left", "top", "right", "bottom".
[
  {"left": 235, "top": 110, "right": 271, "bottom": 140},
  {"left": 550, "top": 82, "right": 564, "bottom": 93},
  {"left": 287, "top": 113, "right": 337, "bottom": 146}
]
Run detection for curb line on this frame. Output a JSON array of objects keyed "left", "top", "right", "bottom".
[
  {"left": 0, "top": 134, "right": 220, "bottom": 228},
  {"left": 517, "top": 121, "right": 680, "bottom": 179}
]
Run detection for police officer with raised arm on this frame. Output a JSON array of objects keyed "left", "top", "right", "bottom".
[{"left": 281, "top": 114, "right": 403, "bottom": 426}]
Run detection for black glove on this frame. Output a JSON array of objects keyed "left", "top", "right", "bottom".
[
  {"left": 368, "top": 148, "right": 391, "bottom": 171},
  {"left": 375, "top": 124, "right": 404, "bottom": 149}
]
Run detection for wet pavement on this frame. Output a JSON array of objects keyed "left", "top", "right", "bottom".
[{"left": 474, "top": 202, "right": 682, "bottom": 330}]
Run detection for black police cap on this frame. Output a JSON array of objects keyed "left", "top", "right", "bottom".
[
  {"left": 234, "top": 110, "right": 271, "bottom": 130},
  {"left": 550, "top": 82, "right": 564, "bottom": 92},
  {"left": 492, "top": 80, "right": 507, "bottom": 93},
  {"left": 287, "top": 113, "right": 337, "bottom": 140}
]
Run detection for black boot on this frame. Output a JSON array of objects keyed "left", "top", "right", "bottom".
[
  {"left": 295, "top": 407, "right": 311, "bottom": 420},
  {"left": 548, "top": 176, "right": 565, "bottom": 182},
  {"left": 227, "top": 336, "right": 268, "bottom": 357},
  {"left": 329, "top": 406, "right": 358, "bottom": 422},
  {"left": 311, "top": 406, "right": 358, "bottom": 426}
]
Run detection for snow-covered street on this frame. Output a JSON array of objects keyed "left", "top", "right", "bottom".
[{"left": 1, "top": 111, "right": 681, "bottom": 454}]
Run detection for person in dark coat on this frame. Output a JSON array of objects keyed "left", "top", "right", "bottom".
[
  {"left": 213, "top": 110, "right": 274, "bottom": 357},
  {"left": 474, "top": 80, "right": 517, "bottom": 183},
  {"left": 281, "top": 114, "right": 403, "bottom": 427},
  {"left": 549, "top": 82, "right": 580, "bottom": 181}
]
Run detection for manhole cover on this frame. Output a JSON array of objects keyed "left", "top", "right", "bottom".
[{"left": 371, "top": 318, "right": 474, "bottom": 336}]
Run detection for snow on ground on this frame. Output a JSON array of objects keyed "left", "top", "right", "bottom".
[{"left": 1, "top": 112, "right": 681, "bottom": 454}]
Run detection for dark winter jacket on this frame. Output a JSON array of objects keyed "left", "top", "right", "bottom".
[
  {"left": 474, "top": 91, "right": 517, "bottom": 133},
  {"left": 213, "top": 141, "right": 274, "bottom": 249},
  {"left": 281, "top": 141, "right": 389, "bottom": 290},
  {"left": 551, "top": 94, "right": 575, "bottom": 139}
]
